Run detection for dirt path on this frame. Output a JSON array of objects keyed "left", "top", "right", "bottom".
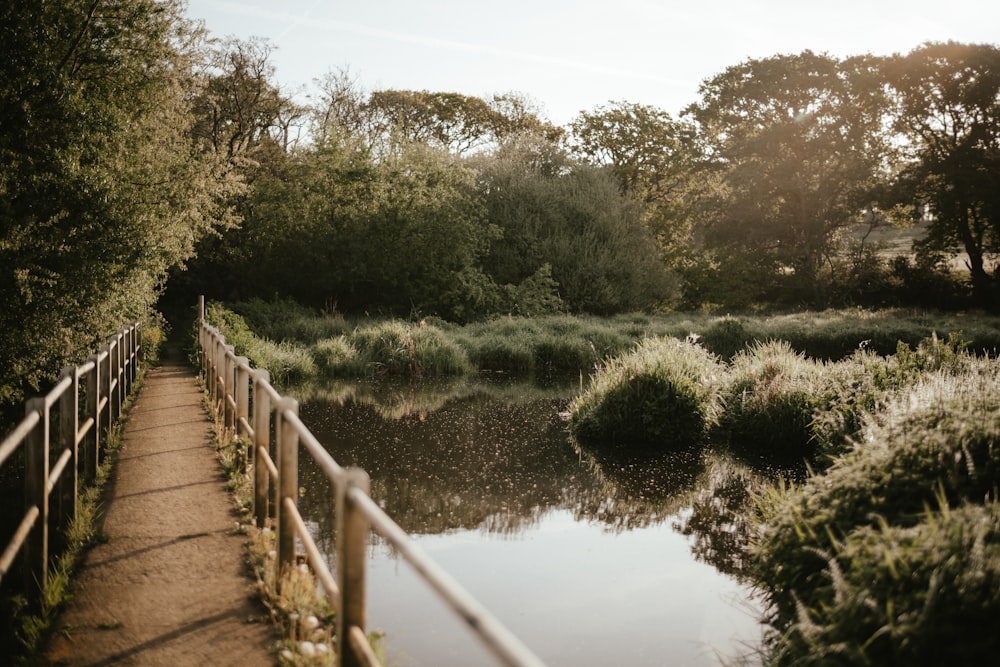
[{"left": 41, "top": 353, "right": 276, "bottom": 666}]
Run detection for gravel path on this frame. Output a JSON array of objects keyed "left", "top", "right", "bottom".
[{"left": 41, "top": 354, "right": 275, "bottom": 666}]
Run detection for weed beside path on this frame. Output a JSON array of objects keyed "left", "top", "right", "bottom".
[{"left": 40, "top": 351, "right": 275, "bottom": 666}]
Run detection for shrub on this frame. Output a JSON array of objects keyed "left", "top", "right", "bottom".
[
  {"left": 311, "top": 336, "right": 361, "bottom": 375},
  {"left": 569, "top": 338, "right": 724, "bottom": 456},
  {"left": 716, "top": 340, "right": 823, "bottom": 460},
  {"left": 810, "top": 333, "right": 980, "bottom": 464},
  {"left": 205, "top": 302, "right": 317, "bottom": 384}
]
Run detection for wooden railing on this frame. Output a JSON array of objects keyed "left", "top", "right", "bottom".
[
  {"left": 198, "top": 297, "right": 546, "bottom": 667},
  {"left": 0, "top": 323, "right": 142, "bottom": 606}
]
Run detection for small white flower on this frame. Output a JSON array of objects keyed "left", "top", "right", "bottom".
[
  {"left": 279, "top": 649, "right": 293, "bottom": 661},
  {"left": 300, "top": 641, "right": 316, "bottom": 657},
  {"left": 315, "top": 643, "right": 330, "bottom": 654},
  {"left": 267, "top": 550, "right": 277, "bottom": 560},
  {"left": 304, "top": 615, "right": 320, "bottom": 631}
]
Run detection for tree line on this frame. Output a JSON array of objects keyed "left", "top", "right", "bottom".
[{"left": 2, "top": 0, "right": 998, "bottom": 406}]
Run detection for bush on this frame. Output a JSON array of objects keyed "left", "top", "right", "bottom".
[
  {"left": 716, "top": 340, "right": 823, "bottom": 460},
  {"left": 569, "top": 338, "right": 724, "bottom": 456},
  {"left": 810, "top": 333, "right": 979, "bottom": 464},
  {"left": 205, "top": 302, "right": 317, "bottom": 384},
  {"left": 311, "top": 336, "right": 361, "bottom": 375}
]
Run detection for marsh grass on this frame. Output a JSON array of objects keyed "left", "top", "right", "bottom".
[
  {"left": 568, "top": 338, "right": 724, "bottom": 456},
  {"left": 716, "top": 340, "right": 824, "bottom": 461},
  {"left": 754, "top": 366, "right": 1000, "bottom": 665}
]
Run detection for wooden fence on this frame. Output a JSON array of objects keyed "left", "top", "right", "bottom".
[
  {"left": 198, "top": 297, "right": 546, "bottom": 667},
  {"left": 0, "top": 323, "right": 142, "bottom": 606}
]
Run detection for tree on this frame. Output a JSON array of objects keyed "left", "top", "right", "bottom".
[
  {"left": 473, "top": 136, "right": 677, "bottom": 314},
  {"left": 568, "top": 101, "right": 705, "bottom": 276},
  {"left": 886, "top": 42, "right": 1000, "bottom": 305},
  {"left": 311, "top": 78, "right": 560, "bottom": 157},
  {"left": 686, "top": 51, "right": 893, "bottom": 304},
  {"left": 0, "top": 0, "right": 237, "bottom": 405},
  {"left": 569, "top": 101, "right": 695, "bottom": 206},
  {"left": 190, "top": 36, "right": 303, "bottom": 160},
  {"left": 190, "top": 133, "right": 499, "bottom": 320}
]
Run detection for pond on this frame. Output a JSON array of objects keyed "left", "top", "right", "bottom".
[{"left": 292, "top": 376, "right": 767, "bottom": 667}]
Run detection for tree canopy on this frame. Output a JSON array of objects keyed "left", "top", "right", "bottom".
[{"left": 0, "top": 0, "right": 236, "bottom": 404}]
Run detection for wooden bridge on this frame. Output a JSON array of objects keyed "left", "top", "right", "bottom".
[{"left": 0, "top": 301, "right": 547, "bottom": 666}]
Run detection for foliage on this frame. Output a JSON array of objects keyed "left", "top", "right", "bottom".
[
  {"left": 474, "top": 136, "right": 678, "bottom": 314},
  {"left": 685, "top": 51, "right": 895, "bottom": 306},
  {"left": 188, "top": 135, "right": 500, "bottom": 320},
  {"left": 0, "top": 0, "right": 237, "bottom": 406},
  {"left": 568, "top": 338, "right": 724, "bottom": 456},
  {"left": 810, "top": 333, "right": 979, "bottom": 463}
]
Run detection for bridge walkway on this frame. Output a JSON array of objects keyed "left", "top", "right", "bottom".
[{"left": 41, "top": 349, "right": 275, "bottom": 666}]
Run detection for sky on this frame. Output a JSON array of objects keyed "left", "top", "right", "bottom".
[{"left": 183, "top": 0, "right": 1000, "bottom": 126}]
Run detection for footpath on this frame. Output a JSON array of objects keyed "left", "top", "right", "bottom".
[{"left": 41, "top": 349, "right": 275, "bottom": 666}]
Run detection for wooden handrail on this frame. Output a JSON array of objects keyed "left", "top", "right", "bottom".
[
  {"left": 198, "top": 297, "right": 546, "bottom": 667},
  {"left": 0, "top": 322, "right": 142, "bottom": 603}
]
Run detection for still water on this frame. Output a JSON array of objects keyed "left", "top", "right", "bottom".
[{"left": 293, "top": 377, "right": 765, "bottom": 666}]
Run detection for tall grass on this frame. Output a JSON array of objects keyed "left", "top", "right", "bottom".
[
  {"left": 715, "top": 340, "right": 824, "bottom": 461},
  {"left": 568, "top": 338, "right": 724, "bottom": 456},
  {"left": 753, "top": 365, "right": 1000, "bottom": 665}
]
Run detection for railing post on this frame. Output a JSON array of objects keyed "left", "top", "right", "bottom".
[
  {"left": 121, "top": 327, "right": 130, "bottom": 396},
  {"left": 253, "top": 369, "right": 272, "bottom": 529},
  {"left": 124, "top": 325, "right": 134, "bottom": 391},
  {"left": 117, "top": 330, "right": 125, "bottom": 411},
  {"left": 24, "top": 397, "right": 48, "bottom": 604},
  {"left": 56, "top": 366, "right": 79, "bottom": 553},
  {"left": 337, "top": 468, "right": 371, "bottom": 667},
  {"left": 100, "top": 347, "right": 112, "bottom": 462},
  {"left": 84, "top": 353, "right": 101, "bottom": 483},
  {"left": 132, "top": 322, "right": 140, "bottom": 386},
  {"left": 224, "top": 346, "right": 236, "bottom": 437},
  {"left": 214, "top": 337, "right": 226, "bottom": 418},
  {"left": 235, "top": 357, "right": 250, "bottom": 472},
  {"left": 110, "top": 334, "right": 121, "bottom": 423},
  {"left": 205, "top": 333, "right": 219, "bottom": 410},
  {"left": 276, "top": 397, "right": 299, "bottom": 587},
  {"left": 200, "top": 325, "right": 209, "bottom": 395},
  {"left": 198, "top": 296, "right": 206, "bottom": 374}
]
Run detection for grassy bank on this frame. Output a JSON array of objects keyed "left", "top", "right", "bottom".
[{"left": 205, "top": 298, "right": 1000, "bottom": 385}]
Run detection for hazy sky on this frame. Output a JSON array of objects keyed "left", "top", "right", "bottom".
[{"left": 183, "top": 0, "right": 1000, "bottom": 126}]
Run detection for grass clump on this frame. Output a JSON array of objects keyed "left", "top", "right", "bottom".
[
  {"left": 205, "top": 302, "right": 317, "bottom": 385},
  {"left": 809, "top": 332, "right": 979, "bottom": 464},
  {"left": 766, "top": 499, "right": 1000, "bottom": 666},
  {"left": 753, "top": 367, "right": 1000, "bottom": 665},
  {"left": 568, "top": 337, "right": 724, "bottom": 456},
  {"left": 351, "top": 320, "right": 471, "bottom": 377},
  {"left": 716, "top": 340, "right": 824, "bottom": 461}
]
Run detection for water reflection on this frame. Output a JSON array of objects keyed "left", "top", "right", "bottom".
[{"left": 291, "top": 377, "right": 767, "bottom": 666}]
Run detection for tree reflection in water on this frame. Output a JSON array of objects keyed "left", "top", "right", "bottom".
[{"left": 294, "top": 377, "right": 785, "bottom": 571}]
